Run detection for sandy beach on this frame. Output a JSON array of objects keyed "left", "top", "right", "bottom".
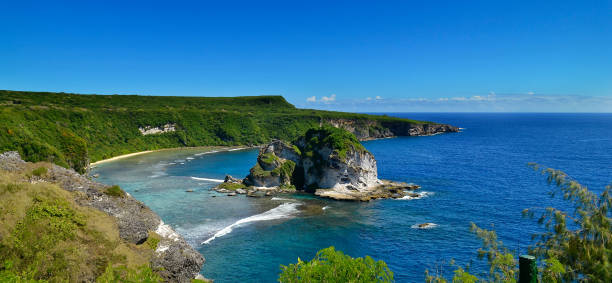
[{"left": 88, "top": 146, "right": 254, "bottom": 167}]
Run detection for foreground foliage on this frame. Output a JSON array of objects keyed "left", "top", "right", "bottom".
[
  {"left": 0, "top": 165, "right": 162, "bottom": 282},
  {"left": 278, "top": 246, "right": 394, "bottom": 283},
  {"left": 0, "top": 90, "right": 429, "bottom": 173},
  {"left": 426, "top": 165, "right": 611, "bottom": 282}
]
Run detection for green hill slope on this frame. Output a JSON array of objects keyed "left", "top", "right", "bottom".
[{"left": 0, "top": 90, "right": 457, "bottom": 173}]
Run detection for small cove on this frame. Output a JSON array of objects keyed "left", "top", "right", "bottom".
[{"left": 91, "top": 113, "right": 612, "bottom": 282}]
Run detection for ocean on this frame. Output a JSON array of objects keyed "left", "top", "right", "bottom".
[{"left": 91, "top": 113, "right": 612, "bottom": 282}]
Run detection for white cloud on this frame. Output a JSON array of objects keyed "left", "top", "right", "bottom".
[
  {"left": 306, "top": 96, "right": 316, "bottom": 102},
  {"left": 298, "top": 93, "right": 612, "bottom": 112},
  {"left": 527, "top": 91, "right": 535, "bottom": 95},
  {"left": 321, "top": 94, "right": 336, "bottom": 102}
]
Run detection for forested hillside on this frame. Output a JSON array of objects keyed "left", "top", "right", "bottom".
[{"left": 0, "top": 90, "right": 455, "bottom": 173}]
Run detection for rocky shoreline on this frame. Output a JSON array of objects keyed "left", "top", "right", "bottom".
[{"left": 0, "top": 151, "right": 206, "bottom": 282}]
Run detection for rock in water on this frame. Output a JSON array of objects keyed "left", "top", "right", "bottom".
[
  {"left": 242, "top": 140, "right": 299, "bottom": 188},
  {"left": 225, "top": 127, "right": 421, "bottom": 201},
  {"left": 295, "top": 127, "right": 380, "bottom": 192},
  {"left": 224, "top": 174, "right": 242, "bottom": 183}
]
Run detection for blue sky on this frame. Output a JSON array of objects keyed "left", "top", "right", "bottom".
[{"left": 1, "top": 0, "right": 611, "bottom": 112}]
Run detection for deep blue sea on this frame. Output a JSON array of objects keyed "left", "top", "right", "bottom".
[{"left": 91, "top": 113, "right": 612, "bottom": 282}]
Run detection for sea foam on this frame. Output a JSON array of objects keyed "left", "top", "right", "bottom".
[
  {"left": 411, "top": 223, "right": 438, "bottom": 229},
  {"left": 399, "top": 191, "right": 433, "bottom": 200},
  {"left": 201, "top": 202, "right": 300, "bottom": 244},
  {"left": 191, "top": 177, "right": 224, "bottom": 182}
]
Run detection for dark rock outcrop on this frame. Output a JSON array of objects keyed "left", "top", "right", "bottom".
[
  {"left": 242, "top": 140, "right": 299, "bottom": 188},
  {"left": 0, "top": 151, "right": 205, "bottom": 282}
]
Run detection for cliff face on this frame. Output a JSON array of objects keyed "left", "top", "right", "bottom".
[
  {"left": 325, "top": 118, "right": 459, "bottom": 140},
  {"left": 0, "top": 151, "right": 205, "bottom": 282},
  {"left": 294, "top": 129, "right": 380, "bottom": 192}
]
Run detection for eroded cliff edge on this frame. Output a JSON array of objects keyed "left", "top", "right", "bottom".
[
  {"left": 0, "top": 151, "right": 205, "bottom": 282},
  {"left": 325, "top": 118, "right": 459, "bottom": 140}
]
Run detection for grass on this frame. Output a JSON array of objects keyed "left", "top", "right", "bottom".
[
  {"left": 31, "top": 166, "right": 47, "bottom": 177},
  {"left": 144, "top": 232, "right": 161, "bottom": 250},
  {"left": 0, "top": 165, "right": 162, "bottom": 281},
  {"left": 0, "top": 90, "right": 434, "bottom": 173},
  {"left": 104, "top": 185, "right": 126, "bottom": 198}
]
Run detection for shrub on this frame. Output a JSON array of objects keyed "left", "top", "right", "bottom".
[
  {"left": 144, "top": 232, "right": 161, "bottom": 250},
  {"left": 104, "top": 185, "right": 125, "bottom": 198},
  {"left": 278, "top": 246, "right": 394, "bottom": 282},
  {"left": 96, "top": 264, "right": 163, "bottom": 283},
  {"left": 31, "top": 166, "right": 48, "bottom": 177}
]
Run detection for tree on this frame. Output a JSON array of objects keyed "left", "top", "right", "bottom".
[
  {"left": 278, "top": 246, "right": 394, "bottom": 283},
  {"left": 426, "top": 165, "right": 611, "bottom": 282}
]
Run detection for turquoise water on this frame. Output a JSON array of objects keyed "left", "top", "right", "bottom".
[{"left": 91, "top": 113, "right": 612, "bottom": 282}]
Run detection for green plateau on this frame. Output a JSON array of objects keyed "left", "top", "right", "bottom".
[{"left": 0, "top": 90, "right": 446, "bottom": 173}]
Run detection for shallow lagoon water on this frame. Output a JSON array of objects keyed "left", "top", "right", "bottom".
[{"left": 92, "top": 113, "right": 612, "bottom": 282}]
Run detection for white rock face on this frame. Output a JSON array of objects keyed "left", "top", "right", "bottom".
[
  {"left": 138, "top": 123, "right": 176, "bottom": 135},
  {"left": 302, "top": 145, "right": 381, "bottom": 192}
]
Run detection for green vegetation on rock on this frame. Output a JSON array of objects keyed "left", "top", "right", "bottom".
[
  {"left": 278, "top": 246, "right": 394, "bottom": 282},
  {"left": 0, "top": 90, "right": 433, "bottom": 173},
  {"left": 0, "top": 166, "right": 162, "bottom": 282},
  {"left": 260, "top": 152, "right": 280, "bottom": 167},
  {"left": 216, "top": 182, "right": 246, "bottom": 191},
  {"left": 272, "top": 160, "right": 296, "bottom": 180},
  {"left": 298, "top": 126, "right": 367, "bottom": 162},
  {"left": 104, "top": 185, "right": 126, "bottom": 198}
]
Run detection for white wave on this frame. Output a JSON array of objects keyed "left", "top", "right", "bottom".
[
  {"left": 149, "top": 172, "right": 168, "bottom": 178},
  {"left": 411, "top": 223, "right": 438, "bottom": 229},
  {"left": 202, "top": 202, "right": 301, "bottom": 244},
  {"left": 194, "top": 150, "right": 219, "bottom": 156},
  {"left": 191, "top": 177, "right": 224, "bottom": 183},
  {"left": 186, "top": 157, "right": 195, "bottom": 160},
  {"left": 270, "top": 197, "right": 296, "bottom": 201},
  {"left": 228, "top": 147, "right": 245, "bottom": 151},
  {"left": 322, "top": 206, "right": 330, "bottom": 210},
  {"left": 399, "top": 191, "right": 433, "bottom": 200}
]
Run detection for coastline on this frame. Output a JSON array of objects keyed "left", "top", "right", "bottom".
[{"left": 88, "top": 145, "right": 257, "bottom": 167}]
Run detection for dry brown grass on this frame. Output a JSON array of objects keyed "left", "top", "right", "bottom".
[{"left": 0, "top": 165, "right": 157, "bottom": 281}]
